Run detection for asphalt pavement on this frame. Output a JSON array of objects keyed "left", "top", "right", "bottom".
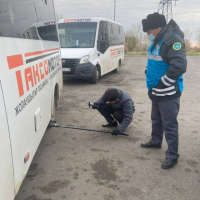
[{"left": 15, "top": 56, "right": 200, "bottom": 200}]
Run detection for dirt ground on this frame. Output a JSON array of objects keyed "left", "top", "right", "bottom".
[{"left": 15, "top": 56, "right": 200, "bottom": 200}]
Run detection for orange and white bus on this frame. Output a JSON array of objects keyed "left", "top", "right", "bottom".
[{"left": 0, "top": 0, "right": 62, "bottom": 199}]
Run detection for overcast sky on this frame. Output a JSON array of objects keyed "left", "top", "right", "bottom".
[{"left": 54, "top": 0, "right": 200, "bottom": 39}]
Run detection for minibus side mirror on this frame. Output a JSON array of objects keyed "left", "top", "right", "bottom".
[{"left": 98, "top": 40, "right": 106, "bottom": 54}]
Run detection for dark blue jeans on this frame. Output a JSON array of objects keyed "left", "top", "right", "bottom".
[{"left": 150, "top": 98, "right": 180, "bottom": 159}]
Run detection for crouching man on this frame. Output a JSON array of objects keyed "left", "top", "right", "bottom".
[{"left": 90, "top": 87, "right": 135, "bottom": 136}]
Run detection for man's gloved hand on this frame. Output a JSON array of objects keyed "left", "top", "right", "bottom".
[
  {"left": 112, "top": 129, "right": 121, "bottom": 136},
  {"left": 88, "top": 102, "right": 99, "bottom": 109},
  {"left": 144, "top": 66, "right": 147, "bottom": 75}
]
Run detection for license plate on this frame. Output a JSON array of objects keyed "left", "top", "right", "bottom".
[{"left": 63, "top": 68, "right": 71, "bottom": 72}]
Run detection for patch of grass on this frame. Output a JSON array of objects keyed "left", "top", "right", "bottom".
[
  {"left": 125, "top": 51, "right": 200, "bottom": 56},
  {"left": 186, "top": 51, "right": 200, "bottom": 56},
  {"left": 125, "top": 52, "right": 148, "bottom": 56}
]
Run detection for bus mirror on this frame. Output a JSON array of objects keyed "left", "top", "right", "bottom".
[{"left": 99, "top": 41, "right": 106, "bottom": 53}]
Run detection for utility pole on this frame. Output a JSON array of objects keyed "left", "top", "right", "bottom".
[
  {"left": 114, "top": 0, "right": 116, "bottom": 21},
  {"left": 158, "top": 0, "right": 179, "bottom": 23}
]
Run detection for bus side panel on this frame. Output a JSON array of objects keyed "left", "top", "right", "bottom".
[
  {"left": 0, "top": 80, "right": 15, "bottom": 200},
  {"left": 0, "top": 38, "right": 62, "bottom": 195},
  {"left": 109, "top": 45, "right": 124, "bottom": 71}
]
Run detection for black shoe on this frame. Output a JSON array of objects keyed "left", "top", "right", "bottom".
[
  {"left": 161, "top": 158, "right": 178, "bottom": 169},
  {"left": 141, "top": 141, "right": 162, "bottom": 148},
  {"left": 102, "top": 120, "right": 118, "bottom": 127}
]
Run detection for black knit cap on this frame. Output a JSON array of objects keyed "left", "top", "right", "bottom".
[{"left": 142, "top": 12, "right": 166, "bottom": 32}]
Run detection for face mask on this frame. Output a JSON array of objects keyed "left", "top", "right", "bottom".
[{"left": 148, "top": 34, "right": 155, "bottom": 42}]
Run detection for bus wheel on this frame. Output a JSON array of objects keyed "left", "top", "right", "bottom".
[
  {"left": 91, "top": 67, "right": 99, "bottom": 84},
  {"left": 51, "top": 90, "right": 57, "bottom": 121},
  {"left": 114, "top": 61, "right": 120, "bottom": 73}
]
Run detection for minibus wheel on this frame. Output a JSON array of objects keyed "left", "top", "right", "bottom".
[{"left": 91, "top": 67, "right": 99, "bottom": 84}]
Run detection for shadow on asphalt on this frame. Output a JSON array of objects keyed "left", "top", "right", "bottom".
[{"left": 63, "top": 70, "right": 118, "bottom": 86}]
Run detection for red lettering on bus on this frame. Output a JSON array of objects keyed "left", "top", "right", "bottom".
[
  {"left": 32, "top": 64, "right": 40, "bottom": 85},
  {"left": 7, "top": 54, "right": 23, "bottom": 70},
  {"left": 24, "top": 67, "right": 34, "bottom": 91},
  {"left": 39, "top": 62, "right": 45, "bottom": 79},
  {"left": 44, "top": 60, "right": 49, "bottom": 76},
  {"left": 15, "top": 70, "right": 24, "bottom": 97}
]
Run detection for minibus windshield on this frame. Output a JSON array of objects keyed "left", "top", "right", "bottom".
[{"left": 58, "top": 22, "right": 97, "bottom": 48}]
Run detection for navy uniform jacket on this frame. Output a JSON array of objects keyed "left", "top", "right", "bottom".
[
  {"left": 146, "top": 19, "right": 187, "bottom": 101},
  {"left": 95, "top": 86, "right": 135, "bottom": 133}
]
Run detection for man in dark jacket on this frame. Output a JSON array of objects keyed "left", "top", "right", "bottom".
[
  {"left": 141, "top": 13, "right": 187, "bottom": 169},
  {"left": 91, "top": 87, "right": 135, "bottom": 136}
]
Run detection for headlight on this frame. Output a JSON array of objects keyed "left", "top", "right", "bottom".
[{"left": 79, "top": 55, "right": 90, "bottom": 64}]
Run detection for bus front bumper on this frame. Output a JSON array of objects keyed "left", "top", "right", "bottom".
[{"left": 62, "top": 62, "right": 95, "bottom": 79}]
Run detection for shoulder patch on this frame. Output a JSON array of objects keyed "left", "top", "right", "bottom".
[{"left": 173, "top": 42, "right": 182, "bottom": 51}]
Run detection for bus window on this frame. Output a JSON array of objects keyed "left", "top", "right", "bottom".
[
  {"left": 23, "top": 27, "right": 39, "bottom": 40},
  {"left": 37, "top": 24, "right": 58, "bottom": 41},
  {"left": 0, "top": 0, "right": 58, "bottom": 41},
  {"left": 108, "top": 22, "right": 124, "bottom": 46},
  {"left": 97, "top": 21, "right": 109, "bottom": 53}
]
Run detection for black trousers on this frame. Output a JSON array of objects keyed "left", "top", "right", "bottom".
[
  {"left": 150, "top": 98, "right": 180, "bottom": 159},
  {"left": 97, "top": 104, "right": 124, "bottom": 123}
]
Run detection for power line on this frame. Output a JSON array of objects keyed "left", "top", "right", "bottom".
[{"left": 158, "top": 0, "right": 179, "bottom": 23}]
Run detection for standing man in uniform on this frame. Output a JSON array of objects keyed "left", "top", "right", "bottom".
[
  {"left": 90, "top": 87, "right": 135, "bottom": 136},
  {"left": 141, "top": 13, "right": 187, "bottom": 169}
]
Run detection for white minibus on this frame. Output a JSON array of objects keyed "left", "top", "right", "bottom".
[
  {"left": 0, "top": 0, "right": 62, "bottom": 199},
  {"left": 58, "top": 18, "right": 124, "bottom": 83}
]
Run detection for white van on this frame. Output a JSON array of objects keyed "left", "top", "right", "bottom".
[{"left": 58, "top": 18, "right": 125, "bottom": 83}]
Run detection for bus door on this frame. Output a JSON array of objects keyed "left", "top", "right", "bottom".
[
  {"left": 0, "top": 80, "right": 15, "bottom": 200},
  {"left": 97, "top": 21, "right": 110, "bottom": 74}
]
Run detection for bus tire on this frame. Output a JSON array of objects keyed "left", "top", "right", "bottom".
[
  {"left": 51, "top": 90, "right": 57, "bottom": 121},
  {"left": 114, "top": 61, "right": 120, "bottom": 73},
  {"left": 91, "top": 67, "right": 99, "bottom": 84}
]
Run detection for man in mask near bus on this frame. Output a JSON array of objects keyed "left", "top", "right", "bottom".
[
  {"left": 141, "top": 12, "right": 187, "bottom": 169},
  {"left": 90, "top": 87, "right": 135, "bottom": 136}
]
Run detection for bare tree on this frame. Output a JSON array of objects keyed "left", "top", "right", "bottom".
[
  {"left": 56, "top": 12, "right": 64, "bottom": 23},
  {"left": 184, "top": 29, "right": 193, "bottom": 51},
  {"left": 142, "top": 34, "right": 151, "bottom": 51},
  {"left": 125, "top": 22, "right": 151, "bottom": 53},
  {"left": 125, "top": 30, "right": 138, "bottom": 52},
  {"left": 195, "top": 28, "right": 200, "bottom": 48},
  {"left": 130, "top": 22, "right": 150, "bottom": 52}
]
